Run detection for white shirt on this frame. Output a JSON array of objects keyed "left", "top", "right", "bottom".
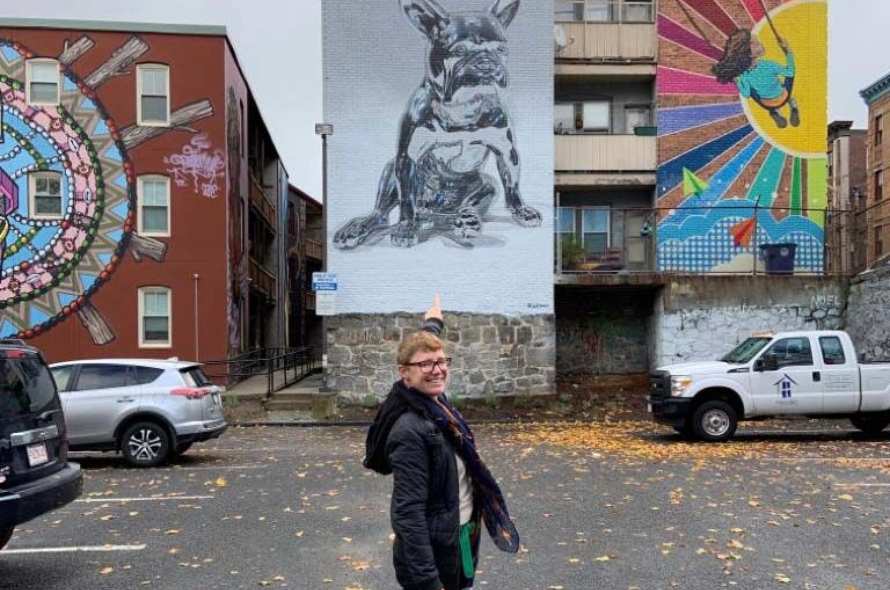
[{"left": 455, "top": 453, "right": 474, "bottom": 525}]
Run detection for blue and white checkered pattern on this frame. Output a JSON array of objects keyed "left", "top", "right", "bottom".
[{"left": 658, "top": 215, "right": 825, "bottom": 274}]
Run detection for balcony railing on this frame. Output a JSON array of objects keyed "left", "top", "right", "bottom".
[
  {"left": 558, "top": 205, "right": 846, "bottom": 276},
  {"left": 249, "top": 173, "right": 278, "bottom": 232},
  {"left": 555, "top": 134, "right": 656, "bottom": 172},
  {"left": 555, "top": 1, "right": 656, "bottom": 61},
  {"left": 557, "top": 207, "right": 654, "bottom": 274},
  {"left": 306, "top": 238, "right": 323, "bottom": 261},
  {"left": 556, "top": 0, "right": 655, "bottom": 23},
  {"left": 249, "top": 256, "right": 277, "bottom": 298}
]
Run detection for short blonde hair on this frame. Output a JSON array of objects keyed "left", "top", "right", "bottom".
[{"left": 397, "top": 331, "right": 445, "bottom": 366}]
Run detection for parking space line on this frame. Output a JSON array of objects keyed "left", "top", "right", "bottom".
[
  {"left": 210, "top": 446, "right": 306, "bottom": 452},
  {"left": 76, "top": 495, "right": 215, "bottom": 503},
  {"left": 759, "top": 457, "right": 890, "bottom": 462},
  {"left": 3, "top": 544, "right": 147, "bottom": 555},
  {"left": 173, "top": 464, "right": 267, "bottom": 471}
]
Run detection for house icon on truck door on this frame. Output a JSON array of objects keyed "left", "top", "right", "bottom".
[{"left": 775, "top": 374, "right": 798, "bottom": 399}]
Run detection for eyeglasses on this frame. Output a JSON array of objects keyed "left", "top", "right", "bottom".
[{"left": 403, "top": 357, "right": 452, "bottom": 374}]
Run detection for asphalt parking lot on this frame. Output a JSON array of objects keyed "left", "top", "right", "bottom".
[{"left": 1, "top": 422, "right": 889, "bottom": 590}]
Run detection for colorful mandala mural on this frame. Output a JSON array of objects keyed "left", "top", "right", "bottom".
[
  {"left": 657, "top": 0, "right": 827, "bottom": 274},
  {"left": 0, "top": 35, "right": 212, "bottom": 344}
]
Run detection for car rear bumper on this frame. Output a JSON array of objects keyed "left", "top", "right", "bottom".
[
  {"left": 648, "top": 397, "right": 693, "bottom": 428},
  {"left": 0, "top": 463, "right": 83, "bottom": 528},
  {"left": 176, "top": 420, "right": 227, "bottom": 444}
]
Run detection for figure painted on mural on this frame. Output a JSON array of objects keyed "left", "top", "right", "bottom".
[
  {"left": 226, "top": 88, "right": 245, "bottom": 353},
  {"left": 713, "top": 29, "right": 799, "bottom": 129},
  {"left": 364, "top": 295, "right": 520, "bottom": 590},
  {"left": 0, "top": 167, "right": 18, "bottom": 272},
  {"left": 334, "top": 0, "right": 542, "bottom": 250}
]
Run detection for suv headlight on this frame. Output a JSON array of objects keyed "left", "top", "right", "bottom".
[{"left": 670, "top": 376, "right": 693, "bottom": 397}]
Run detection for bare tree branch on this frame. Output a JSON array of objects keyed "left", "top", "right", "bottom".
[
  {"left": 120, "top": 99, "right": 214, "bottom": 151},
  {"left": 58, "top": 36, "right": 95, "bottom": 66},
  {"left": 84, "top": 36, "right": 149, "bottom": 88},
  {"left": 76, "top": 300, "right": 116, "bottom": 345}
]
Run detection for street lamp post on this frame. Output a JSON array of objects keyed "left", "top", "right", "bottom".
[{"left": 315, "top": 123, "right": 333, "bottom": 392}]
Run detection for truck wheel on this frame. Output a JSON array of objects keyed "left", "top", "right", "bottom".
[
  {"left": 121, "top": 421, "right": 170, "bottom": 467},
  {"left": 850, "top": 415, "right": 890, "bottom": 435},
  {"left": 0, "top": 525, "right": 13, "bottom": 550},
  {"left": 692, "top": 401, "right": 737, "bottom": 442}
]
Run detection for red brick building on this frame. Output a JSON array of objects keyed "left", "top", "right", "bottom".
[
  {"left": 826, "top": 120, "right": 867, "bottom": 275},
  {"left": 0, "top": 18, "right": 302, "bottom": 364},
  {"left": 861, "top": 73, "right": 890, "bottom": 267}
]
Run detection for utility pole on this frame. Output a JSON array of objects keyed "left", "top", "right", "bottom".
[{"left": 315, "top": 123, "right": 333, "bottom": 392}]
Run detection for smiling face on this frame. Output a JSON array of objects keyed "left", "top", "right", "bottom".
[{"left": 399, "top": 348, "right": 449, "bottom": 398}]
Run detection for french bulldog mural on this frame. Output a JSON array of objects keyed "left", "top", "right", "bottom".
[{"left": 333, "top": 0, "right": 542, "bottom": 249}]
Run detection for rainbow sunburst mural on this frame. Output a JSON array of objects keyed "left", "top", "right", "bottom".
[{"left": 657, "top": 0, "right": 827, "bottom": 274}]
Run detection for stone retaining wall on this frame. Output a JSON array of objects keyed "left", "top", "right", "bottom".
[
  {"left": 326, "top": 314, "right": 556, "bottom": 401},
  {"left": 845, "top": 267, "right": 890, "bottom": 360}
]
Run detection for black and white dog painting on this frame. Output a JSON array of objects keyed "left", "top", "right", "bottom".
[{"left": 333, "top": 0, "right": 542, "bottom": 249}]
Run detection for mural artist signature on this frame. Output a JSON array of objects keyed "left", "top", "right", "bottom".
[{"left": 164, "top": 134, "right": 225, "bottom": 199}]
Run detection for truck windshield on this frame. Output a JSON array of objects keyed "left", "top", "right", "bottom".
[{"left": 720, "top": 337, "right": 772, "bottom": 364}]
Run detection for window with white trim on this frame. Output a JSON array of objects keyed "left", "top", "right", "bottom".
[
  {"left": 138, "top": 176, "right": 170, "bottom": 236},
  {"left": 137, "top": 64, "right": 170, "bottom": 126},
  {"left": 26, "top": 59, "right": 60, "bottom": 105},
  {"left": 29, "top": 171, "right": 63, "bottom": 219},
  {"left": 139, "top": 287, "right": 171, "bottom": 347}
]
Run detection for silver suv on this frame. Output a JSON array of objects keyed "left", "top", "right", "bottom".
[{"left": 49, "top": 359, "right": 227, "bottom": 467}]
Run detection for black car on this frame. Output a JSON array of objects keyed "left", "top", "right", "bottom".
[{"left": 0, "top": 341, "right": 82, "bottom": 550}]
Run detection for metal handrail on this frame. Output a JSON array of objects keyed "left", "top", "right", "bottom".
[{"left": 201, "top": 346, "right": 316, "bottom": 395}]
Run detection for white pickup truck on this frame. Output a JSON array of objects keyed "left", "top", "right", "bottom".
[{"left": 647, "top": 331, "right": 890, "bottom": 441}]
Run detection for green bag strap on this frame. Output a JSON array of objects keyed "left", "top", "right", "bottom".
[{"left": 460, "top": 522, "right": 476, "bottom": 579}]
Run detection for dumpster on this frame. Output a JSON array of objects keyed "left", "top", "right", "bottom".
[{"left": 759, "top": 243, "right": 797, "bottom": 275}]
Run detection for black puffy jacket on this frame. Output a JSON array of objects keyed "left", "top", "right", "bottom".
[{"left": 386, "top": 406, "right": 479, "bottom": 590}]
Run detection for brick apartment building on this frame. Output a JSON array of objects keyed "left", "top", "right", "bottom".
[
  {"left": 860, "top": 73, "right": 890, "bottom": 267},
  {"left": 554, "top": 0, "right": 659, "bottom": 376},
  {"left": 287, "top": 184, "right": 323, "bottom": 352},
  {"left": 0, "top": 18, "right": 315, "bottom": 364},
  {"left": 552, "top": 0, "right": 831, "bottom": 378},
  {"left": 826, "top": 120, "right": 868, "bottom": 275}
]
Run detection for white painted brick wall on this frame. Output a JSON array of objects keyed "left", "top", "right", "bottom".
[{"left": 322, "top": 0, "right": 554, "bottom": 316}]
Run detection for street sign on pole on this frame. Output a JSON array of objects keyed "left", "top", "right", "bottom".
[
  {"left": 316, "top": 291, "right": 336, "bottom": 316},
  {"left": 312, "top": 272, "right": 338, "bottom": 292}
]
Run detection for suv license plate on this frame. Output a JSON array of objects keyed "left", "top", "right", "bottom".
[{"left": 27, "top": 443, "right": 49, "bottom": 467}]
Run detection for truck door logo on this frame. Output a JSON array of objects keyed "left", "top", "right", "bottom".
[{"left": 774, "top": 374, "right": 798, "bottom": 398}]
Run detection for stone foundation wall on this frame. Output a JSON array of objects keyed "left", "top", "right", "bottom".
[
  {"left": 326, "top": 314, "right": 556, "bottom": 401},
  {"left": 846, "top": 268, "right": 890, "bottom": 360},
  {"left": 557, "top": 309, "right": 650, "bottom": 375}
]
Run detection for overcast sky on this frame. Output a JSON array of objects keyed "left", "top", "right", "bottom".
[{"left": 1, "top": 0, "right": 887, "bottom": 200}]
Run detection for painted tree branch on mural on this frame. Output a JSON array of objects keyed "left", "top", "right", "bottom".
[
  {"left": 84, "top": 36, "right": 150, "bottom": 88},
  {"left": 76, "top": 300, "right": 116, "bottom": 346},
  {"left": 128, "top": 233, "right": 168, "bottom": 263},
  {"left": 57, "top": 36, "right": 95, "bottom": 66},
  {"left": 119, "top": 100, "right": 214, "bottom": 150}
]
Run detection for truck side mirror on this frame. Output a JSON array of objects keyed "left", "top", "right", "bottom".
[{"left": 754, "top": 359, "right": 764, "bottom": 372}]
